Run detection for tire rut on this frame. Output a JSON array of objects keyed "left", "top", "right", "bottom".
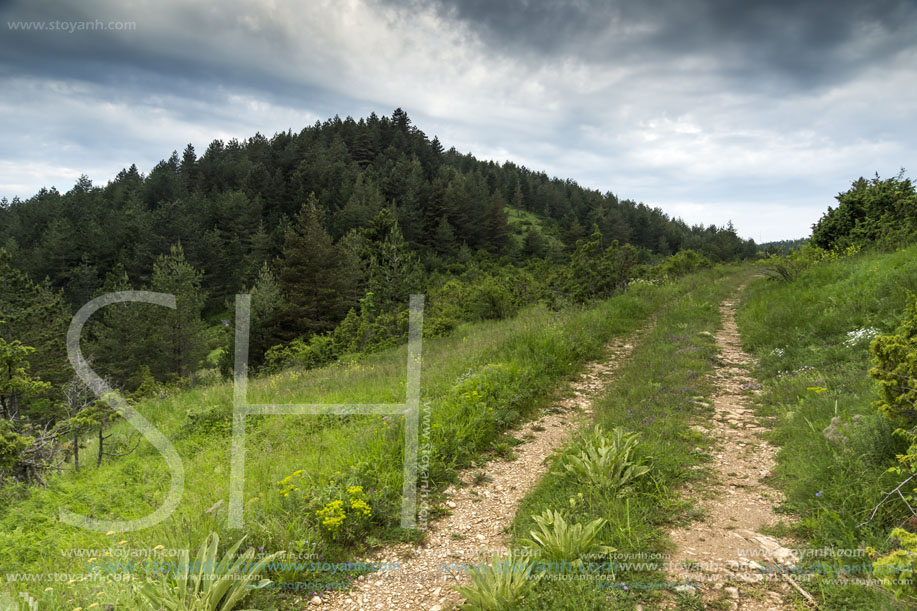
[
  {"left": 666, "top": 291, "right": 800, "bottom": 610},
  {"left": 314, "top": 323, "right": 654, "bottom": 611}
]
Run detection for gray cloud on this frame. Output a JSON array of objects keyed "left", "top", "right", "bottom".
[
  {"left": 406, "top": 0, "right": 917, "bottom": 89},
  {"left": 1, "top": 0, "right": 915, "bottom": 240}
]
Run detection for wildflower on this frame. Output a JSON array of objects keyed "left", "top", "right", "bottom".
[
  {"left": 815, "top": 491, "right": 823, "bottom": 497},
  {"left": 844, "top": 327, "right": 880, "bottom": 347}
]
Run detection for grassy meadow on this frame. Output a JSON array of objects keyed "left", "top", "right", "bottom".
[{"left": 0, "top": 266, "right": 714, "bottom": 609}]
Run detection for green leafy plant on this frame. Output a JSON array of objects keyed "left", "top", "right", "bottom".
[
  {"left": 313, "top": 484, "right": 374, "bottom": 542},
  {"left": 454, "top": 554, "right": 537, "bottom": 610},
  {"left": 519, "top": 508, "right": 614, "bottom": 568},
  {"left": 136, "top": 532, "right": 282, "bottom": 611},
  {"left": 868, "top": 528, "right": 917, "bottom": 599},
  {"left": 554, "top": 425, "right": 651, "bottom": 492},
  {"left": 871, "top": 294, "right": 917, "bottom": 425}
]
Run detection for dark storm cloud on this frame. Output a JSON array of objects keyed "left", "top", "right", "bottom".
[
  {"left": 400, "top": 0, "right": 917, "bottom": 90},
  {"left": 1, "top": 0, "right": 286, "bottom": 97},
  {"left": 1, "top": 0, "right": 915, "bottom": 240}
]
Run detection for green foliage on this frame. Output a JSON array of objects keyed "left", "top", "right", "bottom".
[
  {"left": 0, "top": 248, "right": 69, "bottom": 409},
  {"left": 563, "top": 228, "right": 638, "bottom": 303},
  {"left": 812, "top": 171, "right": 917, "bottom": 251},
  {"left": 0, "top": 337, "right": 52, "bottom": 482},
  {"left": 655, "top": 249, "right": 711, "bottom": 279},
  {"left": 136, "top": 531, "right": 282, "bottom": 611},
  {"left": 312, "top": 485, "right": 374, "bottom": 542},
  {"left": 246, "top": 263, "right": 286, "bottom": 365},
  {"left": 760, "top": 242, "right": 860, "bottom": 282},
  {"left": 264, "top": 333, "right": 337, "bottom": 372},
  {"left": 0, "top": 418, "right": 31, "bottom": 475},
  {"left": 150, "top": 243, "right": 208, "bottom": 379},
  {"left": 868, "top": 528, "right": 917, "bottom": 600},
  {"left": 276, "top": 195, "right": 353, "bottom": 337},
  {"left": 519, "top": 509, "right": 613, "bottom": 566},
  {"left": 554, "top": 425, "right": 651, "bottom": 493},
  {"left": 454, "top": 554, "right": 537, "bottom": 610},
  {"left": 363, "top": 208, "right": 423, "bottom": 309},
  {"left": 0, "top": 337, "right": 50, "bottom": 421},
  {"left": 871, "top": 294, "right": 917, "bottom": 424}
]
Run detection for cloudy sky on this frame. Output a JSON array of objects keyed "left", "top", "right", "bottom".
[{"left": 1, "top": 0, "right": 915, "bottom": 241}]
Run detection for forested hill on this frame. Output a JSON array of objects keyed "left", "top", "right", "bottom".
[{"left": 0, "top": 108, "right": 753, "bottom": 313}]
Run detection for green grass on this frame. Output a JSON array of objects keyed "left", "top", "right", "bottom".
[
  {"left": 736, "top": 244, "right": 917, "bottom": 610},
  {"left": 0, "top": 270, "right": 705, "bottom": 609},
  {"left": 486, "top": 266, "right": 748, "bottom": 610}
]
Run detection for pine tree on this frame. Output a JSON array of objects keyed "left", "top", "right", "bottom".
[
  {"left": 0, "top": 338, "right": 50, "bottom": 421},
  {"left": 180, "top": 144, "right": 198, "bottom": 193},
  {"left": 0, "top": 249, "right": 70, "bottom": 397},
  {"left": 484, "top": 192, "right": 510, "bottom": 252},
  {"left": 433, "top": 215, "right": 457, "bottom": 256},
  {"left": 276, "top": 195, "right": 348, "bottom": 337},
  {"left": 248, "top": 263, "right": 286, "bottom": 367},
  {"left": 332, "top": 174, "right": 383, "bottom": 238},
  {"left": 149, "top": 244, "right": 207, "bottom": 379},
  {"left": 88, "top": 265, "right": 152, "bottom": 390},
  {"left": 364, "top": 209, "right": 423, "bottom": 309},
  {"left": 522, "top": 227, "right": 546, "bottom": 258},
  {"left": 242, "top": 220, "right": 273, "bottom": 287}
]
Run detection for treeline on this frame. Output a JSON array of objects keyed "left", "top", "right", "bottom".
[
  {"left": 0, "top": 108, "right": 753, "bottom": 313},
  {"left": 0, "top": 108, "right": 754, "bottom": 485}
]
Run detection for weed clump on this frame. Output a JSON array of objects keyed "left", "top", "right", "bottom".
[{"left": 553, "top": 425, "right": 651, "bottom": 493}]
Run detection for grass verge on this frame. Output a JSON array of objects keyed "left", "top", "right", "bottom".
[{"left": 736, "top": 244, "right": 917, "bottom": 610}]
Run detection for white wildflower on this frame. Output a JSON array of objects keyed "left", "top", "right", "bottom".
[{"left": 843, "top": 327, "right": 879, "bottom": 347}]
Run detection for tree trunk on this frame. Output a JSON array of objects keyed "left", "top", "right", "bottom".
[{"left": 97, "top": 426, "right": 104, "bottom": 467}]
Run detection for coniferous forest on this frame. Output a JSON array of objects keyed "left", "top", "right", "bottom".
[{"left": 0, "top": 109, "right": 756, "bottom": 486}]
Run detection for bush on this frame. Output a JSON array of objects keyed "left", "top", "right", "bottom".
[
  {"left": 0, "top": 420, "right": 31, "bottom": 478},
  {"left": 657, "top": 249, "right": 711, "bottom": 278},
  {"left": 812, "top": 172, "right": 917, "bottom": 251},
  {"left": 869, "top": 528, "right": 917, "bottom": 600},
  {"left": 263, "top": 333, "right": 337, "bottom": 372},
  {"left": 871, "top": 294, "right": 917, "bottom": 425}
]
